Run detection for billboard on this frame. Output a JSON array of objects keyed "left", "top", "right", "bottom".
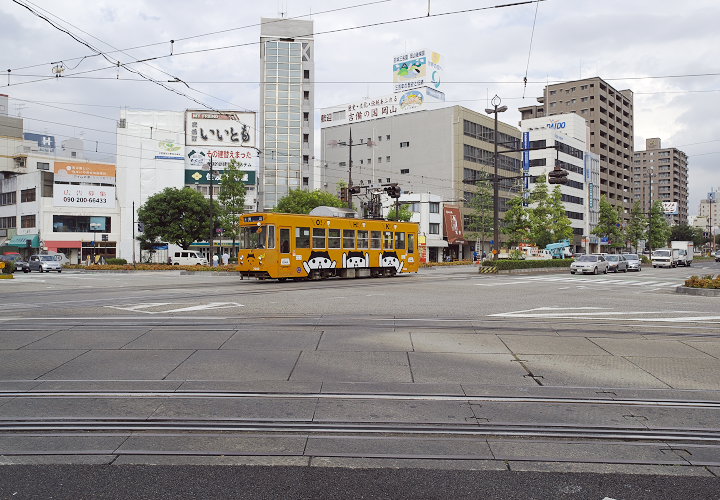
[
  {"left": 320, "top": 87, "right": 444, "bottom": 128},
  {"left": 24, "top": 133, "right": 55, "bottom": 153},
  {"left": 154, "top": 139, "right": 184, "bottom": 160},
  {"left": 185, "top": 147, "right": 258, "bottom": 170},
  {"left": 185, "top": 169, "right": 256, "bottom": 186},
  {"left": 443, "top": 206, "right": 465, "bottom": 245},
  {"left": 662, "top": 201, "right": 679, "bottom": 215},
  {"left": 54, "top": 185, "right": 116, "bottom": 209},
  {"left": 392, "top": 49, "right": 442, "bottom": 93},
  {"left": 54, "top": 161, "right": 116, "bottom": 185},
  {"left": 185, "top": 110, "right": 256, "bottom": 148}
]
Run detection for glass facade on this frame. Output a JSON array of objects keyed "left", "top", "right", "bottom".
[{"left": 262, "top": 40, "right": 303, "bottom": 209}]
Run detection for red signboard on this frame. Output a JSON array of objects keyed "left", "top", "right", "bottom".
[{"left": 443, "top": 206, "right": 465, "bottom": 245}]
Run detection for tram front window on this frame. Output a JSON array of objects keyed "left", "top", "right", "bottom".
[{"left": 240, "top": 226, "right": 267, "bottom": 249}]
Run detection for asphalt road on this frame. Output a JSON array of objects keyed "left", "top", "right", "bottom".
[{"left": 1, "top": 261, "right": 719, "bottom": 497}]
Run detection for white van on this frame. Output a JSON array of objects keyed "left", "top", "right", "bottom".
[{"left": 169, "top": 251, "right": 208, "bottom": 266}]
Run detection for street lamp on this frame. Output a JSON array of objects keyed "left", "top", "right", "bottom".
[{"left": 485, "top": 95, "right": 508, "bottom": 260}]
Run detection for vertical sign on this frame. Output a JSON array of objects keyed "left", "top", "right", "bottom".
[{"left": 522, "top": 132, "right": 530, "bottom": 206}]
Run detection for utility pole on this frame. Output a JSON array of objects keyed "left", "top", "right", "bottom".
[
  {"left": 485, "top": 95, "right": 507, "bottom": 260},
  {"left": 648, "top": 167, "right": 653, "bottom": 254},
  {"left": 203, "top": 156, "right": 215, "bottom": 263},
  {"left": 132, "top": 200, "right": 136, "bottom": 265},
  {"left": 333, "top": 126, "right": 372, "bottom": 210}
]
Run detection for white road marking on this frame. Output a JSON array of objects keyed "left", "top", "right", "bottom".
[
  {"left": 490, "top": 306, "right": 720, "bottom": 323},
  {"left": 104, "top": 301, "right": 244, "bottom": 314}
]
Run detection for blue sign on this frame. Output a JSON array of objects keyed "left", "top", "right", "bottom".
[
  {"left": 547, "top": 119, "right": 566, "bottom": 129},
  {"left": 23, "top": 133, "right": 55, "bottom": 153},
  {"left": 522, "top": 132, "right": 530, "bottom": 174}
]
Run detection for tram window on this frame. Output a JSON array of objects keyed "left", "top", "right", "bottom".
[
  {"left": 408, "top": 233, "right": 415, "bottom": 253},
  {"left": 296, "top": 227, "right": 310, "bottom": 248},
  {"left": 328, "top": 229, "right": 341, "bottom": 248},
  {"left": 357, "top": 230, "right": 369, "bottom": 249},
  {"left": 280, "top": 228, "right": 290, "bottom": 253},
  {"left": 312, "top": 228, "right": 326, "bottom": 248},
  {"left": 383, "top": 231, "right": 394, "bottom": 249},
  {"left": 343, "top": 229, "right": 355, "bottom": 249},
  {"left": 370, "top": 231, "right": 381, "bottom": 249},
  {"left": 267, "top": 225, "right": 276, "bottom": 249},
  {"left": 395, "top": 232, "right": 406, "bottom": 250}
]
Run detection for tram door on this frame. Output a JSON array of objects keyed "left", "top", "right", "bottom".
[{"left": 279, "top": 227, "right": 291, "bottom": 273}]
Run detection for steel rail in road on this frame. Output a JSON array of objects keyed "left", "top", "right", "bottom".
[
  {"left": 0, "top": 419, "right": 719, "bottom": 444},
  {"left": 1, "top": 391, "right": 720, "bottom": 408}
]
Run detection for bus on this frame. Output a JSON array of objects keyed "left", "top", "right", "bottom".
[{"left": 236, "top": 211, "right": 420, "bottom": 280}]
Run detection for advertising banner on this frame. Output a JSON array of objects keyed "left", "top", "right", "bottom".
[
  {"left": 392, "top": 49, "right": 442, "bottom": 93},
  {"left": 662, "top": 201, "right": 679, "bottom": 215},
  {"left": 154, "top": 139, "right": 184, "bottom": 160},
  {"left": 185, "top": 169, "right": 256, "bottom": 186},
  {"left": 53, "top": 185, "right": 116, "bottom": 208},
  {"left": 320, "top": 87, "right": 444, "bottom": 128},
  {"left": 23, "top": 133, "right": 55, "bottom": 153},
  {"left": 443, "top": 206, "right": 465, "bottom": 245},
  {"left": 54, "top": 161, "right": 116, "bottom": 185},
  {"left": 185, "top": 146, "right": 258, "bottom": 170},
  {"left": 185, "top": 110, "right": 256, "bottom": 148}
]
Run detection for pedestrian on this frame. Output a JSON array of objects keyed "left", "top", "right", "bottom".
[
  {"left": 222, "top": 251, "right": 229, "bottom": 266},
  {"left": 212, "top": 253, "right": 219, "bottom": 267}
]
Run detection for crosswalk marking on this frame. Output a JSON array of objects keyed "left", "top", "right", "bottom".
[{"left": 477, "top": 274, "right": 680, "bottom": 291}]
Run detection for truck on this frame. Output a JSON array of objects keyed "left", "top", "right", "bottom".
[
  {"left": 545, "top": 239, "right": 573, "bottom": 259},
  {"left": 670, "top": 241, "right": 694, "bottom": 266},
  {"left": 651, "top": 248, "right": 682, "bottom": 268}
]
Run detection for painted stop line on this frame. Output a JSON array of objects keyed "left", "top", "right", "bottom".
[{"left": 105, "top": 302, "right": 244, "bottom": 314}]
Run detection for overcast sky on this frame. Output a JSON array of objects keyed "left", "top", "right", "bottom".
[{"left": 2, "top": 0, "right": 718, "bottom": 214}]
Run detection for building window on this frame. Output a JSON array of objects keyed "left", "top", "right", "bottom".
[
  {"left": 400, "top": 141, "right": 409, "bottom": 148},
  {"left": 386, "top": 134, "right": 390, "bottom": 140},
  {"left": 303, "top": 69, "right": 310, "bottom": 79},
  {"left": 367, "top": 158, "right": 372, "bottom": 164},
  {"left": 21, "top": 215, "right": 36, "bottom": 228},
  {"left": 21, "top": 188, "right": 36, "bottom": 203},
  {"left": 37, "top": 162, "right": 50, "bottom": 171},
  {"left": 386, "top": 156, "right": 391, "bottom": 162},
  {"left": 377, "top": 136, "right": 382, "bottom": 142},
  {"left": 302, "top": 176, "right": 309, "bottom": 187},
  {"left": 0, "top": 216, "right": 16, "bottom": 229},
  {"left": 429, "top": 202, "right": 440, "bottom": 213},
  {"left": 303, "top": 133, "right": 309, "bottom": 143},
  {"left": 400, "top": 168, "right": 410, "bottom": 174},
  {"left": 303, "top": 155, "right": 309, "bottom": 165},
  {"left": 303, "top": 91, "right": 310, "bottom": 100},
  {"left": 429, "top": 223, "right": 440, "bottom": 234},
  {"left": 377, "top": 157, "right": 382, "bottom": 163},
  {"left": 339, "top": 161, "right": 346, "bottom": 167},
  {"left": 0, "top": 192, "right": 16, "bottom": 206},
  {"left": 53, "top": 215, "right": 112, "bottom": 232},
  {"left": 303, "top": 112, "right": 309, "bottom": 122}
]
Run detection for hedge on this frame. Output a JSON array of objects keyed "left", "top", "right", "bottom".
[
  {"left": 684, "top": 274, "right": 720, "bottom": 289},
  {"left": 106, "top": 258, "right": 128, "bottom": 265},
  {"left": 491, "top": 259, "right": 573, "bottom": 271}
]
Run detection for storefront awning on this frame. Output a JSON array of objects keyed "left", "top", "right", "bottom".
[
  {"left": 426, "top": 239, "right": 449, "bottom": 248},
  {"left": 3, "top": 234, "right": 40, "bottom": 248},
  {"left": 44, "top": 240, "right": 82, "bottom": 249}
]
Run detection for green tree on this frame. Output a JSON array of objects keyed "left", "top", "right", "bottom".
[
  {"left": 217, "top": 159, "right": 248, "bottom": 256},
  {"left": 592, "top": 195, "right": 623, "bottom": 250},
  {"left": 387, "top": 203, "right": 412, "bottom": 222},
  {"left": 548, "top": 185, "right": 574, "bottom": 243},
  {"left": 465, "top": 176, "right": 494, "bottom": 253},
  {"left": 647, "top": 200, "right": 672, "bottom": 249},
  {"left": 526, "top": 176, "right": 572, "bottom": 248},
  {"left": 624, "top": 201, "right": 647, "bottom": 252},
  {"left": 669, "top": 223, "right": 701, "bottom": 244},
  {"left": 501, "top": 195, "right": 530, "bottom": 247},
  {"left": 274, "top": 188, "right": 345, "bottom": 214},
  {"left": 137, "top": 187, "right": 212, "bottom": 250}
]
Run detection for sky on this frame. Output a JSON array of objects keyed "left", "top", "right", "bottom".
[{"left": 1, "top": 0, "right": 719, "bottom": 214}]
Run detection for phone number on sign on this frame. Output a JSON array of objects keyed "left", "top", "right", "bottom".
[{"left": 63, "top": 197, "right": 108, "bottom": 204}]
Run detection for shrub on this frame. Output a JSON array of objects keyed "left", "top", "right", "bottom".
[
  {"left": 684, "top": 274, "right": 720, "bottom": 289},
  {"left": 0, "top": 261, "right": 16, "bottom": 274},
  {"left": 106, "top": 258, "right": 127, "bottom": 265},
  {"left": 640, "top": 255, "right": 651, "bottom": 264},
  {"left": 493, "top": 259, "right": 573, "bottom": 271}
]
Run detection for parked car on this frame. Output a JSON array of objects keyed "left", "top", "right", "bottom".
[
  {"left": 651, "top": 248, "right": 681, "bottom": 268},
  {"left": 605, "top": 254, "right": 628, "bottom": 273},
  {"left": 622, "top": 253, "right": 642, "bottom": 272},
  {"left": 570, "top": 254, "right": 609, "bottom": 275},
  {"left": 715, "top": 250, "right": 720, "bottom": 262},
  {"left": 1, "top": 253, "right": 28, "bottom": 272},
  {"left": 25, "top": 254, "right": 63, "bottom": 273}
]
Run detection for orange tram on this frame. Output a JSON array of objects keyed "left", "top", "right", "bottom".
[{"left": 236, "top": 212, "right": 420, "bottom": 280}]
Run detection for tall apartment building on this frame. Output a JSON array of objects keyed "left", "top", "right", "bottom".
[
  {"left": 632, "top": 138, "right": 688, "bottom": 225},
  {"left": 258, "top": 18, "right": 314, "bottom": 210},
  {"left": 519, "top": 77, "right": 634, "bottom": 218}
]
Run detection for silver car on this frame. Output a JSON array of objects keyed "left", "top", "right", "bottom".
[
  {"left": 605, "top": 254, "right": 628, "bottom": 273},
  {"left": 570, "top": 254, "right": 609, "bottom": 275},
  {"left": 622, "top": 253, "right": 642, "bottom": 271},
  {"left": 26, "top": 254, "right": 63, "bottom": 273}
]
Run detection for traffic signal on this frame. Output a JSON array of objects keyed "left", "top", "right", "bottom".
[
  {"left": 548, "top": 165, "right": 569, "bottom": 185},
  {"left": 340, "top": 187, "right": 349, "bottom": 202},
  {"left": 137, "top": 222, "right": 145, "bottom": 232},
  {"left": 349, "top": 185, "right": 361, "bottom": 195},
  {"left": 385, "top": 183, "right": 401, "bottom": 198}
]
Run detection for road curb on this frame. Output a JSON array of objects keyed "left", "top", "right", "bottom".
[
  {"left": 675, "top": 286, "right": 720, "bottom": 297},
  {"left": 496, "top": 267, "right": 570, "bottom": 275},
  {"left": 179, "top": 271, "right": 239, "bottom": 276}
]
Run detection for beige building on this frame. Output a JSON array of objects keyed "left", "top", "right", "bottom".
[
  {"left": 519, "top": 77, "right": 634, "bottom": 218},
  {"left": 632, "top": 138, "right": 688, "bottom": 225}
]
